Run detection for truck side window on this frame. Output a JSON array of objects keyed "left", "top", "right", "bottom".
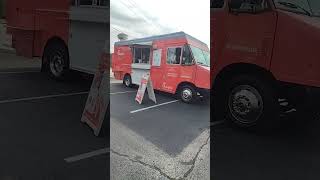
[
  {"left": 75, "top": 0, "right": 107, "bottom": 6},
  {"left": 309, "top": 0, "right": 320, "bottom": 16},
  {"left": 79, "top": 0, "right": 93, "bottom": 6},
  {"left": 182, "top": 45, "right": 193, "bottom": 65},
  {"left": 274, "top": 0, "right": 312, "bottom": 16},
  {"left": 98, "top": 0, "right": 108, "bottom": 6},
  {"left": 211, "top": 0, "right": 224, "bottom": 8},
  {"left": 167, "top": 47, "right": 182, "bottom": 65},
  {"left": 238, "top": 0, "right": 269, "bottom": 11}
]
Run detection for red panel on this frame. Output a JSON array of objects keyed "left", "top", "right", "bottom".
[
  {"left": 271, "top": 11, "right": 320, "bottom": 87},
  {"left": 14, "top": 30, "right": 34, "bottom": 58},
  {"left": 6, "top": 0, "right": 70, "bottom": 58}
]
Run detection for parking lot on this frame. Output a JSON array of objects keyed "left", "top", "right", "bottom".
[
  {"left": 110, "top": 81, "right": 210, "bottom": 179},
  {"left": 212, "top": 105, "right": 320, "bottom": 180},
  {"left": 0, "top": 53, "right": 108, "bottom": 179}
]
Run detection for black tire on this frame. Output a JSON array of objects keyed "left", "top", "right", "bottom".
[
  {"left": 44, "top": 42, "right": 69, "bottom": 80},
  {"left": 123, "top": 74, "right": 132, "bottom": 87},
  {"left": 179, "top": 84, "right": 198, "bottom": 103},
  {"left": 214, "top": 75, "right": 280, "bottom": 131}
]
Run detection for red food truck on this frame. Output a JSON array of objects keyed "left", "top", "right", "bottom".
[
  {"left": 5, "top": 0, "right": 109, "bottom": 79},
  {"left": 112, "top": 32, "right": 210, "bottom": 103},
  {"left": 211, "top": 0, "right": 320, "bottom": 130}
]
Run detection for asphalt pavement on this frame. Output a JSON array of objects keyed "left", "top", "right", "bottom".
[
  {"left": 0, "top": 62, "right": 109, "bottom": 179},
  {"left": 110, "top": 82, "right": 210, "bottom": 179},
  {"left": 212, "top": 106, "right": 320, "bottom": 180}
]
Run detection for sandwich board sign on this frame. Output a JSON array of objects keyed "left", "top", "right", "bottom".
[
  {"left": 135, "top": 73, "right": 157, "bottom": 104},
  {"left": 81, "top": 53, "right": 109, "bottom": 136}
]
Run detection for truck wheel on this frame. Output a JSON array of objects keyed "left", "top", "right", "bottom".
[
  {"left": 123, "top": 75, "right": 132, "bottom": 87},
  {"left": 216, "top": 75, "right": 279, "bottom": 130},
  {"left": 179, "top": 85, "right": 198, "bottom": 103},
  {"left": 45, "top": 43, "right": 69, "bottom": 80}
]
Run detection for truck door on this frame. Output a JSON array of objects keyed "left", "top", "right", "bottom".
[
  {"left": 162, "top": 46, "right": 182, "bottom": 93},
  {"left": 180, "top": 44, "right": 196, "bottom": 83},
  {"left": 271, "top": 0, "right": 320, "bottom": 86},
  {"left": 226, "top": 0, "right": 277, "bottom": 69}
]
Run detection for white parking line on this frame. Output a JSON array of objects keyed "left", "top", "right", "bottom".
[
  {"left": 130, "top": 100, "right": 179, "bottom": 114},
  {"left": 0, "top": 70, "right": 39, "bottom": 74},
  {"left": 64, "top": 148, "right": 109, "bottom": 163},
  {"left": 111, "top": 91, "right": 136, "bottom": 95},
  {"left": 0, "top": 91, "right": 89, "bottom": 104}
]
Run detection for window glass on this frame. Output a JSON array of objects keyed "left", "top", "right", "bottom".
[
  {"left": 274, "top": 0, "right": 311, "bottom": 15},
  {"left": 238, "top": 0, "right": 269, "bottom": 11},
  {"left": 98, "top": 0, "right": 108, "bottom": 6},
  {"left": 190, "top": 45, "right": 210, "bottom": 67},
  {"left": 79, "top": 0, "right": 93, "bottom": 6},
  {"left": 309, "top": 0, "right": 320, "bottom": 16},
  {"left": 167, "top": 48, "right": 182, "bottom": 65},
  {"left": 133, "top": 47, "right": 150, "bottom": 64},
  {"left": 211, "top": 0, "right": 224, "bottom": 8},
  {"left": 74, "top": 0, "right": 107, "bottom": 6},
  {"left": 182, "top": 45, "right": 193, "bottom": 65}
]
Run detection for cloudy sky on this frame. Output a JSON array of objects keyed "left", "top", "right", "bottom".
[{"left": 110, "top": 0, "right": 210, "bottom": 52}]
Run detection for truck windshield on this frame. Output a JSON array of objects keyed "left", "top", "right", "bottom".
[
  {"left": 190, "top": 45, "right": 210, "bottom": 67},
  {"left": 274, "top": 0, "right": 320, "bottom": 17}
]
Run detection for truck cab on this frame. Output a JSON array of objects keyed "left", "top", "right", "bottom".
[{"left": 211, "top": 0, "right": 320, "bottom": 130}]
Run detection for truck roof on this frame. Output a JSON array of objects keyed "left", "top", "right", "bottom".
[{"left": 114, "top": 31, "right": 208, "bottom": 48}]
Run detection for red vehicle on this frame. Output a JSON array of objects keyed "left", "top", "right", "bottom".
[
  {"left": 112, "top": 32, "right": 210, "bottom": 103},
  {"left": 5, "top": 0, "right": 108, "bottom": 79},
  {"left": 211, "top": 0, "right": 320, "bottom": 129}
]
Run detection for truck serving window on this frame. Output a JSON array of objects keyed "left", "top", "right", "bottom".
[
  {"left": 211, "top": 0, "right": 225, "bottom": 8},
  {"left": 167, "top": 47, "right": 182, "bottom": 65},
  {"left": 133, "top": 47, "right": 150, "bottom": 64}
]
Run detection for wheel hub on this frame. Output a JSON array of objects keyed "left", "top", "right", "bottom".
[
  {"left": 182, "top": 88, "right": 193, "bottom": 101},
  {"left": 50, "top": 55, "right": 64, "bottom": 76},
  {"left": 228, "top": 85, "right": 263, "bottom": 124},
  {"left": 125, "top": 78, "right": 130, "bottom": 86}
]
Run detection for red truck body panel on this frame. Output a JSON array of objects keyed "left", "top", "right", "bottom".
[
  {"left": 211, "top": 0, "right": 320, "bottom": 88},
  {"left": 6, "top": 0, "right": 69, "bottom": 58}
]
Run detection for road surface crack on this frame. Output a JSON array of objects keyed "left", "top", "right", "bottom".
[
  {"left": 110, "top": 149, "right": 174, "bottom": 179},
  {"left": 111, "top": 134, "right": 210, "bottom": 180},
  {"left": 180, "top": 135, "right": 210, "bottom": 179}
]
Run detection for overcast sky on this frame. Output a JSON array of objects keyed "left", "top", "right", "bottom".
[{"left": 110, "top": 0, "right": 210, "bottom": 52}]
